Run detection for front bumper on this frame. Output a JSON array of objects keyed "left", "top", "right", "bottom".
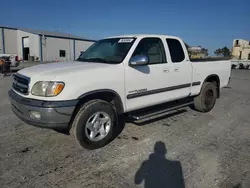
[{"left": 8, "top": 89, "right": 78, "bottom": 129}]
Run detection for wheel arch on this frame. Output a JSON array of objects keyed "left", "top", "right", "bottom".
[
  {"left": 204, "top": 74, "right": 220, "bottom": 98},
  {"left": 68, "top": 89, "right": 124, "bottom": 130},
  {"left": 77, "top": 89, "right": 124, "bottom": 114}
]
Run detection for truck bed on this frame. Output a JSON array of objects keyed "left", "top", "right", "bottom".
[{"left": 191, "top": 59, "right": 231, "bottom": 92}]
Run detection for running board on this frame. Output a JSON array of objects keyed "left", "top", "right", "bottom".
[{"left": 128, "top": 101, "right": 193, "bottom": 121}]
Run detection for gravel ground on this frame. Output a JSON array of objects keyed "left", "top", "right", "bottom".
[{"left": 0, "top": 70, "right": 250, "bottom": 188}]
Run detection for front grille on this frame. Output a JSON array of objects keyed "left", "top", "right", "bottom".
[{"left": 12, "top": 74, "right": 30, "bottom": 95}]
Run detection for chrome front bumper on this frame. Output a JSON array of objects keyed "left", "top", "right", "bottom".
[{"left": 8, "top": 90, "right": 78, "bottom": 130}]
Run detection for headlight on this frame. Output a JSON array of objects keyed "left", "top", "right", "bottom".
[{"left": 31, "top": 81, "right": 65, "bottom": 97}]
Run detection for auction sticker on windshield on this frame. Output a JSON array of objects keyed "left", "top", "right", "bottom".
[{"left": 118, "top": 38, "right": 134, "bottom": 43}]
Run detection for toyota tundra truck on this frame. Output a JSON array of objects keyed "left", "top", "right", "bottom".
[{"left": 9, "top": 34, "right": 231, "bottom": 149}]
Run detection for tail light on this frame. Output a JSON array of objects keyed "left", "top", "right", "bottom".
[{"left": 15, "top": 55, "right": 19, "bottom": 61}]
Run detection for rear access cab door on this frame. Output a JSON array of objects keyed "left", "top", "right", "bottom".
[{"left": 124, "top": 36, "right": 193, "bottom": 112}]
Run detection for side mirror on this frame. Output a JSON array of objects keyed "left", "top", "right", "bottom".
[{"left": 129, "top": 55, "right": 148, "bottom": 66}]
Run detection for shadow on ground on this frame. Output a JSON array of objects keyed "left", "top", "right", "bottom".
[{"left": 135, "top": 141, "right": 185, "bottom": 188}]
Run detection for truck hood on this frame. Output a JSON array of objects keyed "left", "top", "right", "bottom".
[{"left": 18, "top": 61, "right": 112, "bottom": 79}]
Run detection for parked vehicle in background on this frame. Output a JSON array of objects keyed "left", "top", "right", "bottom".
[
  {"left": 0, "top": 54, "right": 20, "bottom": 67},
  {"left": 231, "top": 60, "right": 250, "bottom": 69},
  {"left": 0, "top": 56, "right": 11, "bottom": 76},
  {"left": 9, "top": 34, "right": 231, "bottom": 150}
]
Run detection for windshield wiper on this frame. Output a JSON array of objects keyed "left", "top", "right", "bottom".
[
  {"left": 76, "top": 57, "right": 88, "bottom": 62},
  {"left": 76, "top": 57, "right": 118, "bottom": 64},
  {"left": 84, "top": 58, "right": 111, "bottom": 64}
]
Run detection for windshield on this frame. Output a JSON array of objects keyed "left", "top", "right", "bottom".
[{"left": 76, "top": 38, "right": 135, "bottom": 64}]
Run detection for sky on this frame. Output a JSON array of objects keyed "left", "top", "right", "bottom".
[{"left": 0, "top": 0, "right": 249, "bottom": 55}]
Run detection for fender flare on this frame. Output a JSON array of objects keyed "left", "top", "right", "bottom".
[
  {"left": 77, "top": 89, "right": 124, "bottom": 113},
  {"left": 203, "top": 74, "right": 220, "bottom": 98}
]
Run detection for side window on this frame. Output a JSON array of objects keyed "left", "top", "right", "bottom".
[
  {"left": 132, "top": 38, "right": 165, "bottom": 64},
  {"left": 166, "top": 39, "right": 185, "bottom": 63},
  {"left": 59, "top": 50, "right": 66, "bottom": 57}
]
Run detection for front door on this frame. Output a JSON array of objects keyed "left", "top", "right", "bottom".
[
  {"left": 125, "top": 37, "right": 172, "bottom": 112},
  {"left": 124, "top": 37, "right": 193, "bottom": 112}
]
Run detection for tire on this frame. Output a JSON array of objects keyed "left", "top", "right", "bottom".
[
  {"left": 193, "top": 82, "right": 217, "bottom": 112},
  {"left": 70, "top": 99, "right": 117, "bottom": 150}
]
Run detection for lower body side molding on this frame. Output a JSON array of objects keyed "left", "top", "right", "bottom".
[{"left": 127, "top": 98, "right": 194, "bottom": 121}]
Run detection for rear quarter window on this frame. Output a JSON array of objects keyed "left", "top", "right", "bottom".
[{"left": 166, "top": 39, "right": 185, "bottom": 63}]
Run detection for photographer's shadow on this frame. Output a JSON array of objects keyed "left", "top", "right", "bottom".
[{"left": 135, "top": 141, "right": 185, "bottom": 188}]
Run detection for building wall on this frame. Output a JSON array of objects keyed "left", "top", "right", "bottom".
[
  {"left": 75, "top": 40, "right": 94, "bottom": 59},
  {"left": 17, "top": 30, "right": 40, "bottom": 60},
  {"left": 42, "top": 38, "right": 94, "bottom": 61},
  {"left": 232, "top": 46, "right": 241, "bottom": 58},
  {"left": 42, "top": 37, "right": 74, "bottom": 61},
  {"left": 242, "top": 48, "right": 250, "bottom": 60},
  {"left": 232, "top": 39, "right": 250, "bottom": 60},
  {"left": 0, "top": 28, "right": 18, "bottom": 55},
  {"left": 4, "top": 28, "right": 18, "bottom": 55},
  {"left": 0, "top": 26, "right": 95, "bottom": 61},
  {"left": 0, "top": 28, "right": 3, "bottom": 53},
  {"left": 233, "top": 39, "right": 250, "bottom": 47}
]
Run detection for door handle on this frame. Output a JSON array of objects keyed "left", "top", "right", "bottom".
[
  {"left": 163, "top": 68, "right": 169, "bottom": 73},
  {"left": 174, "top": 67, "right": 180, "bottom": 72}
]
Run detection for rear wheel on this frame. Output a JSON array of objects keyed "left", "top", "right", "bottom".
[
  {"left": 193, "top": 82, "right": 217, "bottom": 112},
  {"left": 70, "top": 99, "right": 117, "bottom": 150}
]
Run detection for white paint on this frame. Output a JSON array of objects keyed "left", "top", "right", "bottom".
[
  {"left": 3, "top": 28, "right": 18, "bottom": 55},
  {"left": 41, "top": 37, "right": 94, "bottom": 61},
  {"left": 23, "top": 37, "right": 29, "bottom": 48},
  {"left": 17, "top": 30, "right": 40, "bottom": 60},
  {"left": 0, "top": 28, "right": 18, "bottom": 66},
  {"left": 1, "top": 27, "right": 95, "bottom": 62},
  {"left": 17, "top": 34, "right": 231, "bottom": 113},
  {"left": 42, "top": 37, "right": 74, "bottom": 61},
  {"left": 18, "top": 62, "right": 126, "bottom": 107}
]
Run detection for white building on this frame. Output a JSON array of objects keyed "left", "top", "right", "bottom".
[
  {"left": 0, "top": 26, "right": 95, "bottom": 62},
  {"left": 187, "top": 46, "right": 208, "bottom": 59},
  {"left": 232, "top": 39, "right": 250, "bottom": 60}
]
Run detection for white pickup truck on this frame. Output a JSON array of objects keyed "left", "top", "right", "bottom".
[{"left": 9, "top": 34, "right": 231, "bottom": 149}]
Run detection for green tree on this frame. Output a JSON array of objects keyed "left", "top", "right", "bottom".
[
  {"left": 221, "top": 46, "right": 231, "bottom": 57},
  {"left": 214, "top": 48, "right": 222, "bottom": 56},
  {"left": 214, "top": 46, "right": 231, "bottom": 57},
  {"left": 201, "top": 48, "right": 208, "bottom": 56}
]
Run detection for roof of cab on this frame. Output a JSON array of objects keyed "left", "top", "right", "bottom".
[
  {"left": 106, "top": 34, "right": 175, "bottom": 38},
  {"left": 105, "top": 34, "right": 180, "bottom": 40}
]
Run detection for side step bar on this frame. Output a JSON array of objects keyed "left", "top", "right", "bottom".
[{"left": 128, "top": 101, "right": 193, "bottom": 121}]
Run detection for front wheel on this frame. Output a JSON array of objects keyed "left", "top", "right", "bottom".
[
  {"left": 70, "top": 99, "right": 117, "bottom": 150},
  {"left": 193, "top": 82, "right": 217, "bottom": 112}
]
